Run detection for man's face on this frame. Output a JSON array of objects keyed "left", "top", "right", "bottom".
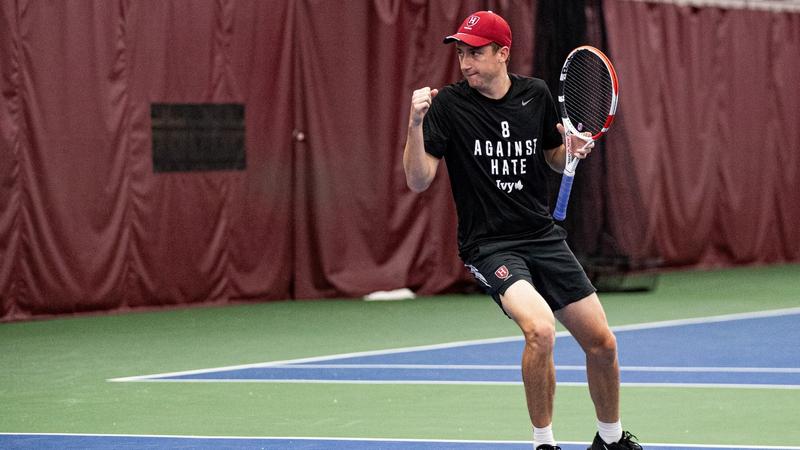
[{"left": 455, "top": 42, "right": 506, "bottom": 91}]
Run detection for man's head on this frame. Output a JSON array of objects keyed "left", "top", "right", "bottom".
[{"left": 444, "top": 11, "right": 512, "bottom": 94}]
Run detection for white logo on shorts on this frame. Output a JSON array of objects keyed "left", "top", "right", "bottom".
[{"left": 465, "top": 264, "right": 490, "bottom": 287}]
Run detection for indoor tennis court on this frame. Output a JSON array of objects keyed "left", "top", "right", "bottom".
[{"left": 2, "top": 266, "right": 800, "bottom": 449}]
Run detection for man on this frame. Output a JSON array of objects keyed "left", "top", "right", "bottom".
[{"left": 402, "top": 10, "right": 642, "bottom": 450}]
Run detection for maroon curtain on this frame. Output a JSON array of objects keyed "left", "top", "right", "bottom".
[
  {"left": 290, "top": 0, "right": 536, "bottom": 299},
  {"left": 0, "top": 0, "right": 537, "bottom": 320},
  {"left": 2, "top": 0, "right": 798, "bottom": 321},
  {"left": 0, "top": 0, "right": 298, "bottom": 319},
  {"left": 603, "top": 1, "right": 800, "bottom": 268}
]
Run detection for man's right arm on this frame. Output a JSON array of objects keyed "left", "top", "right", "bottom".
[{"left": 403, "top": 87, "right": 440, "bottom": 193}]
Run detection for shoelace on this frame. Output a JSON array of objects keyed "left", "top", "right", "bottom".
[{"left": 619, "top": 431, "right": 641, "bottom": 448}]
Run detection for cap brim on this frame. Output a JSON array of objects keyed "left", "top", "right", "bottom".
[{"left": 443, "top": 33, "right": 493, "bottom": 47}]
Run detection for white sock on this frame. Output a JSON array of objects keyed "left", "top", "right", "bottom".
[
  {"left": 533, "top": 424, "right": 556, "bottom": 448},
  {"left": 598, "top": 420, "right": 623, "bottom": 444}
]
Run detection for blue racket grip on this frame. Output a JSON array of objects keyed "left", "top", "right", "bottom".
[{"left": 553, "top": 173, "right": 575, "bottom": 221}]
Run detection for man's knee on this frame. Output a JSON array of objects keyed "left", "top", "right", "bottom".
[
  {"left": 499, "top": 280, "right": 556, "bottom": 353},
  {"left": 519, "top": 318, "right": 556, "bottom": 353},
  {"left": 586, "top": 329, "right": 618, "bottom": 363}
]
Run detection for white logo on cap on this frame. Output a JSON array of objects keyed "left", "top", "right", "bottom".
[{"left": 466, "top": 16, "right": 480, "bottom": 27}]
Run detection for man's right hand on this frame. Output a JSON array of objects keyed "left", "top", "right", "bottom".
[{"left": 409, "top": 87, "right": 439, "bottom": 127}]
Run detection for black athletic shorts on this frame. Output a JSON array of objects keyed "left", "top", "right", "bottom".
[{"left": 463, "top": 230, "right": 596, "bottom": 315}]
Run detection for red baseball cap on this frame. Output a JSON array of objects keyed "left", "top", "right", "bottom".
[{"left": 443, "top": 11, "right": 512, "bottom": 49}]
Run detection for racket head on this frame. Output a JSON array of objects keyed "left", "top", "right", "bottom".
[{"left": 558, "top": 46, "right": 619, "bottom": 140}]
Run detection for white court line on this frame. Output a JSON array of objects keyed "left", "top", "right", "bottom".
[
  {"left": 606, "top": 306, "right": 800, "bottom": 333},
  {"left": 2, "top": 432, "right": 799, "bottom": 449},
  {"left": 103, "top": 378, "right": 800, "bottom": 389},
  {"left": 109, "top": 306, "right": 800, "bottom": 383},
  {"left": 243, "top": 363, "right": 800, "bottom": 374},
  {"left": 109, "top": 335, "right": 524, "bottom": 382}
]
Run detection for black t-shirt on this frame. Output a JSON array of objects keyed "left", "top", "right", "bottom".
[{"left": 423, "top": 73, "right": 563, "bottom": 258}]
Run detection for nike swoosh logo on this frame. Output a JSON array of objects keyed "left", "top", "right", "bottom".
[{"left": 522, "top": 97, "right": 534, "bottom": 106}]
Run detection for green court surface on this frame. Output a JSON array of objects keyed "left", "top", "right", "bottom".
[{"left": 1, "top": 264, "right": 799, "bottom": 447}]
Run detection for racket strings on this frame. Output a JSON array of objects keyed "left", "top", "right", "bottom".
[{"left": 561, "top": 51, "right": 614, "bottom": 134}]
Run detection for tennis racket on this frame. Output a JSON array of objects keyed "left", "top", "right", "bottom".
[{"left": 553, "top": 45, "right": 619, "bottom": 221}]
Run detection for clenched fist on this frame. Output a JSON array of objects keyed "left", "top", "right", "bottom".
[{"left": 409, "top": 87, "right": 439, "bottom": 127}]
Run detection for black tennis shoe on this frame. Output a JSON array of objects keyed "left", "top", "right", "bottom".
[
  {"left": 535, "top": 445, "right": 561, "bottom": 450},
  {"left": 588, "top": 431, "right": 642, "bottom": 450}
]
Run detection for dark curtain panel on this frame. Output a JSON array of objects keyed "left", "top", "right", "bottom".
[{"left": 532, "top": 0, "right": 652, "bottom": 278}]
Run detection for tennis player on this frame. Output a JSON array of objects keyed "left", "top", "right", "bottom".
[{"left": 402, "top": 11, "right": 641, "bottom": 450}]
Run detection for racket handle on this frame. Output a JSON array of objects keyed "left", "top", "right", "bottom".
[{"left": 553, "top": 173, "right": 575, "bottom": 221}]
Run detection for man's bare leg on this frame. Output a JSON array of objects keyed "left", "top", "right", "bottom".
[
  {"left": 500, "top": 280, "right": 558, "bottom": 428},
  {"left": 555, "top": 293, "right": 620, "bottom": 423}
]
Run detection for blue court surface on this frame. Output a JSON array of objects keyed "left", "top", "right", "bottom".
[
  {"left": 114, "top": 308, "right": 800, "bottom": 389},
  {"left": 5, "top": 309, "right": 800, "bottom": 449},
  {"left": 2, "top": 434, "right": 799, "bottom": 450}
]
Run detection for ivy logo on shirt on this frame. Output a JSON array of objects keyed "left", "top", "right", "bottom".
[{"left": 496, "top": 179, "right": 524, "bottom": 193}]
